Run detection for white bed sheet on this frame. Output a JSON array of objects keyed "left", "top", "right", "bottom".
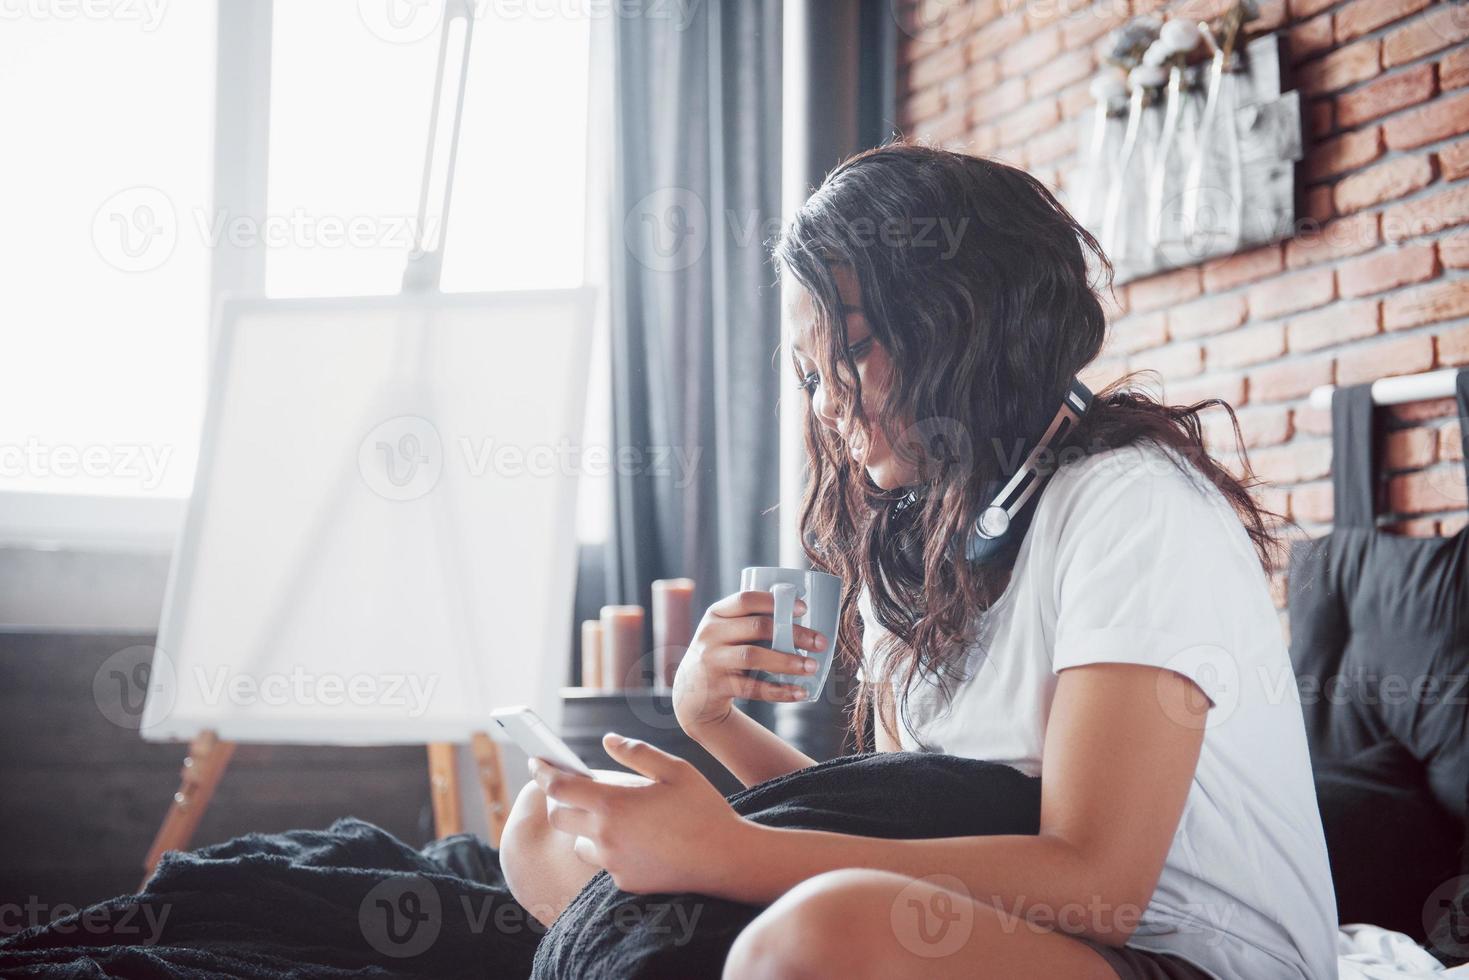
[{"left": 1337, "top": 924, "right": 1464, "bottom": 980}]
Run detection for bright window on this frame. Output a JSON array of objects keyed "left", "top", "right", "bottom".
[{"left": 0, "top": 4, "right": 215, "bottom": 500}]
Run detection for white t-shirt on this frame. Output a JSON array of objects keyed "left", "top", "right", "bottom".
[{"left": 858, "top": 443, "right": 1338, "bottom": 980}]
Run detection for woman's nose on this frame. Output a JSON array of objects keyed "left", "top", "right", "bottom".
[{"left": 811, "top": 385, "right": 842, "bottom": 432}]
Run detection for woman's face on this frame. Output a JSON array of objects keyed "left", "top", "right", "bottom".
[{"left": 787, "top": 265, "right": 916, "bottom": 490}]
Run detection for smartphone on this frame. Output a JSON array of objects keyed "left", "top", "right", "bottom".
[{"left": 490, "top": 706, "right": 595, "bottom": 777}]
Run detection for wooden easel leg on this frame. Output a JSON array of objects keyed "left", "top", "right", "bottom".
[
  {"left": 141, "top": 731, "right": 235, "bottom": 888},
  {"left": 427, "top": 742, "right": 463, "bottom": 838},
  {"left": 470, "top": 732, "right": 509, "bottom": 846}
]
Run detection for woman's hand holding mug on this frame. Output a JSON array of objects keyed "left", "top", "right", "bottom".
[{"left": 672, "top": 590, "right": 826, "bottom": 736}]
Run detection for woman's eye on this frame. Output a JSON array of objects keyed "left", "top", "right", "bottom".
[{"left": 796, "top": 371, "right": 820, "bottom": 394}]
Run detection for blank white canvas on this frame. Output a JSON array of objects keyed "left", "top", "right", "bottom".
[{"left": 141, "top": 288, "right": 595, "bottom": 744}]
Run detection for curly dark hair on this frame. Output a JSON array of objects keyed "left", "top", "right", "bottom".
[{"left": 772, "top": 141, "right": 1279, "bottom": 747}]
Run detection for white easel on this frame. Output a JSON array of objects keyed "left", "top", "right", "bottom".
[{"left": 142, "top": 1, "right": 515, "bottom": 881}]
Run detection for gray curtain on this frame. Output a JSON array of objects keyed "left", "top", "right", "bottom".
[{"left": 602, "top": 0, "right": 785, "bottom": 637}]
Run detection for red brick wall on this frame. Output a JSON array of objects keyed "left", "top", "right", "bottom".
[{"left": 896, "top": 0, "right": 1469, "bottom": 603}]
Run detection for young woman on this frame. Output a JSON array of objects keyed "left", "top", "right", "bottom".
[{"left": 501, "top": 143, "right": 1338, "bottom": 980}]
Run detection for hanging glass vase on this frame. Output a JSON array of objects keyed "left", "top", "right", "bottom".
[
  {"left": 1181, "top": 32, "right": 1243, "bottom": 261},
  {"left": 1147, "top": 63, "right": 1203, "bottom": 267},
  {"left": 1101, "top": 75, "right": 1164, "bottom": 278}
]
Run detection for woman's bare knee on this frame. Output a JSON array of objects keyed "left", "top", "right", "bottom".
[{"left": 500, "top": 780, "right": 598, "bottom": 927}]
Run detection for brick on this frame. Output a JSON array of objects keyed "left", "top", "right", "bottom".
[
  {"left": 968, "top": 13, "right": 1025, "bottom": 62},
  {"left": 1203, "top": 245, "right": 1284, "bottom": 292},
  {"left": 1025, "top": 122, "right": 1078, "bottom": 167},
  {"left": 1385, "top": 517, "right": 1442, "bottom": 535},
  {"left": 1336, "top": 334, "right": 1436, "bottom": 385},
  {"left": 1286, "top": 299, "right": 1381, "bottom": 351},
  {"left": 1389, "top": 467, "right": 1469, "bottom": 513},
  {"left": 1289, "top": 14, "right": 1335, "bottom": 65},
  {"left": 1129, "top": 341, "right": 1204, "bottom": 379},
  {"left": 1383, "top": 5, "right": 1469, "bottom": 68},
  {"left": 1079, "top": 355, "right": 1127, "bottom": 391},
  {"left": 1384, "top": 90, "right": 1469, "bottom": 151},
  {"left": 1306, "top": 185, "right": 1335, "bottom": 222},
  {"left": 1237, "top": 405, "right": 1295, "bottom": 448},
  {"left": 1309, "top": 98, "right": 1335, "bottom": 139},
  {"left": 1441, "top": 233, "right": 1469, "bottom": 269},
  {"left": 1441, "top": 137, "right": 1469, "bottom": 181},
  {"left": 1292, "top": 481, "right": 1334, "bottom": 523},
  {"left": 1440, "top": 326, "right": 1469, "bottom": 367},
  {"left": 1285, "top": 211, "right": 1380, "bottom": 268},
  {"left": 1248, "top": 267, "right": 1337, "bottom": 320},
  {"left": 1059, "top": 79, "right": 1094, "bottom": 120},
  {"left": 1444, "top": 46, "right": 1469, "bottom": 91},
  {"left": 1252, "top": 440, "right": 1333, "bottom": 485},
  {"left": 1386, "top": 426, "right": 1439, "bottom": 469},
  {"left": 1167, "top": 371, "right": 1247, "bottom": 407},
  {"left": 1295, "top": 404, "right": 1334, "bottom": 436},
  {"left": 903, "top": 85, "right": 949, "bottom": 124},
  {"left": 916, "top": 108, "right": 968, "bottom": 144},
  {"left": 1027, "top": 46, "right": 1093, "bottom": 98},
  {"left": 1288, "top": 0, "right": 1335, "bottom": 20},
  {"left": 966, "top": 57, "right": 1001, "bottom": 96},
  {"left": 970, "top": 76, "right": 1026, "bottom": 123},
  {"left": 1299, "top": 39, "right": 1381, "bottom": 97},
  {"left": 1339, "top": 243, "right": 1439, "bottom": 298},
  {"left": 1249, "top": 356, "right": 1335, "bottom": 402},
  {"left": 908, "top": 44, "right": 966, "bottom": 91},
  {"left": 1390, "top": 396, "right": 1462, "bottom": 422},
  {"left": 1207, "top": 322, "right": 1287, "bottom": 369},
  {"left": 1000, "top": 24, "right": 1060, "bottom": 78},
  {"left": 1107, "top": 311, "right": 1168, "bottom": 355},
  {"left": 971, "top": 124, "right": 999, "bottom": 155},
  {"left": 1336, "top": 64, "right": 1438, "bottom": 130},
  {"left": 1128, "top": 267, "right": 1203, "bottom": 313},
  {"left": 1335, "top": 155, "right": 1436, "bottom": 213},
  {"left": 998, "top": 98, "right": 1060, "bottom": 144},
  {"left": 1059, "top": 4, "right": 1127, "bottom": 50},
  {"left": 1335, "top": 0, "right": 1432, "bottom": 44},
  {"left": 1441, "top": 420, "right": 1465, "bottom": 462},
  {"left": 1169, "top": 292, "right": 1249, "bottom": 339},
  {"left": 1383, "top": 280, "right": 1469, "bottom": 329},
  {"left": 1249, "top": 0, "right": 1288, "bottom": 32},
  {"left": 1383, "top": 183, "right": 1469, "bottom": 241},
  {"left": 1307, "top": 127, "right": 1384, "bottom": 182}
]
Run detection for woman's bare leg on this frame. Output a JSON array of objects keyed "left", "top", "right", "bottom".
[
  {"left": 499, "top": 780, "right": 602, "bottom": 927},
  {"left": 724, "top": 869, "right": 1121, "bottom": 980}
]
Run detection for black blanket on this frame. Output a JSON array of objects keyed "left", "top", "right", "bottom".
[{"left": 0, "top": 753, "right": 1040, "bottom": 979}]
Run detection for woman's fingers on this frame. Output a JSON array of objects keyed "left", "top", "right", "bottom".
[
  {"left": 707, "top": 590, "right": 809, "bottom": 620},
  {"left": 545, "top": 798, "right": 597, "bottom": 838},
  {"left": 706, "top": 615, "right": 826, "bottom": 652},
  {"left": 711, "top": 643, "right": 819, "bottom": 677},
  {"left": 725, "top": 676, "right": 809, "bottom": 702},
  {"left": 530, "top": 759, "right": 606, "bottom": 811}
]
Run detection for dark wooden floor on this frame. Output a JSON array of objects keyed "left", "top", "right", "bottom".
[{"left": 0, "top": 630, "right": 435, "bottom": 915}]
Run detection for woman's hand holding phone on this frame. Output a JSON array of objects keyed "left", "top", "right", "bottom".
[{"left": 672, "top": 590, "right": 826, "bottom": 734}]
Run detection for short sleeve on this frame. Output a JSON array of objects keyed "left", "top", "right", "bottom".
[{"left": 1047, "top": 448, "right": 1256, "bottom": 708}]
